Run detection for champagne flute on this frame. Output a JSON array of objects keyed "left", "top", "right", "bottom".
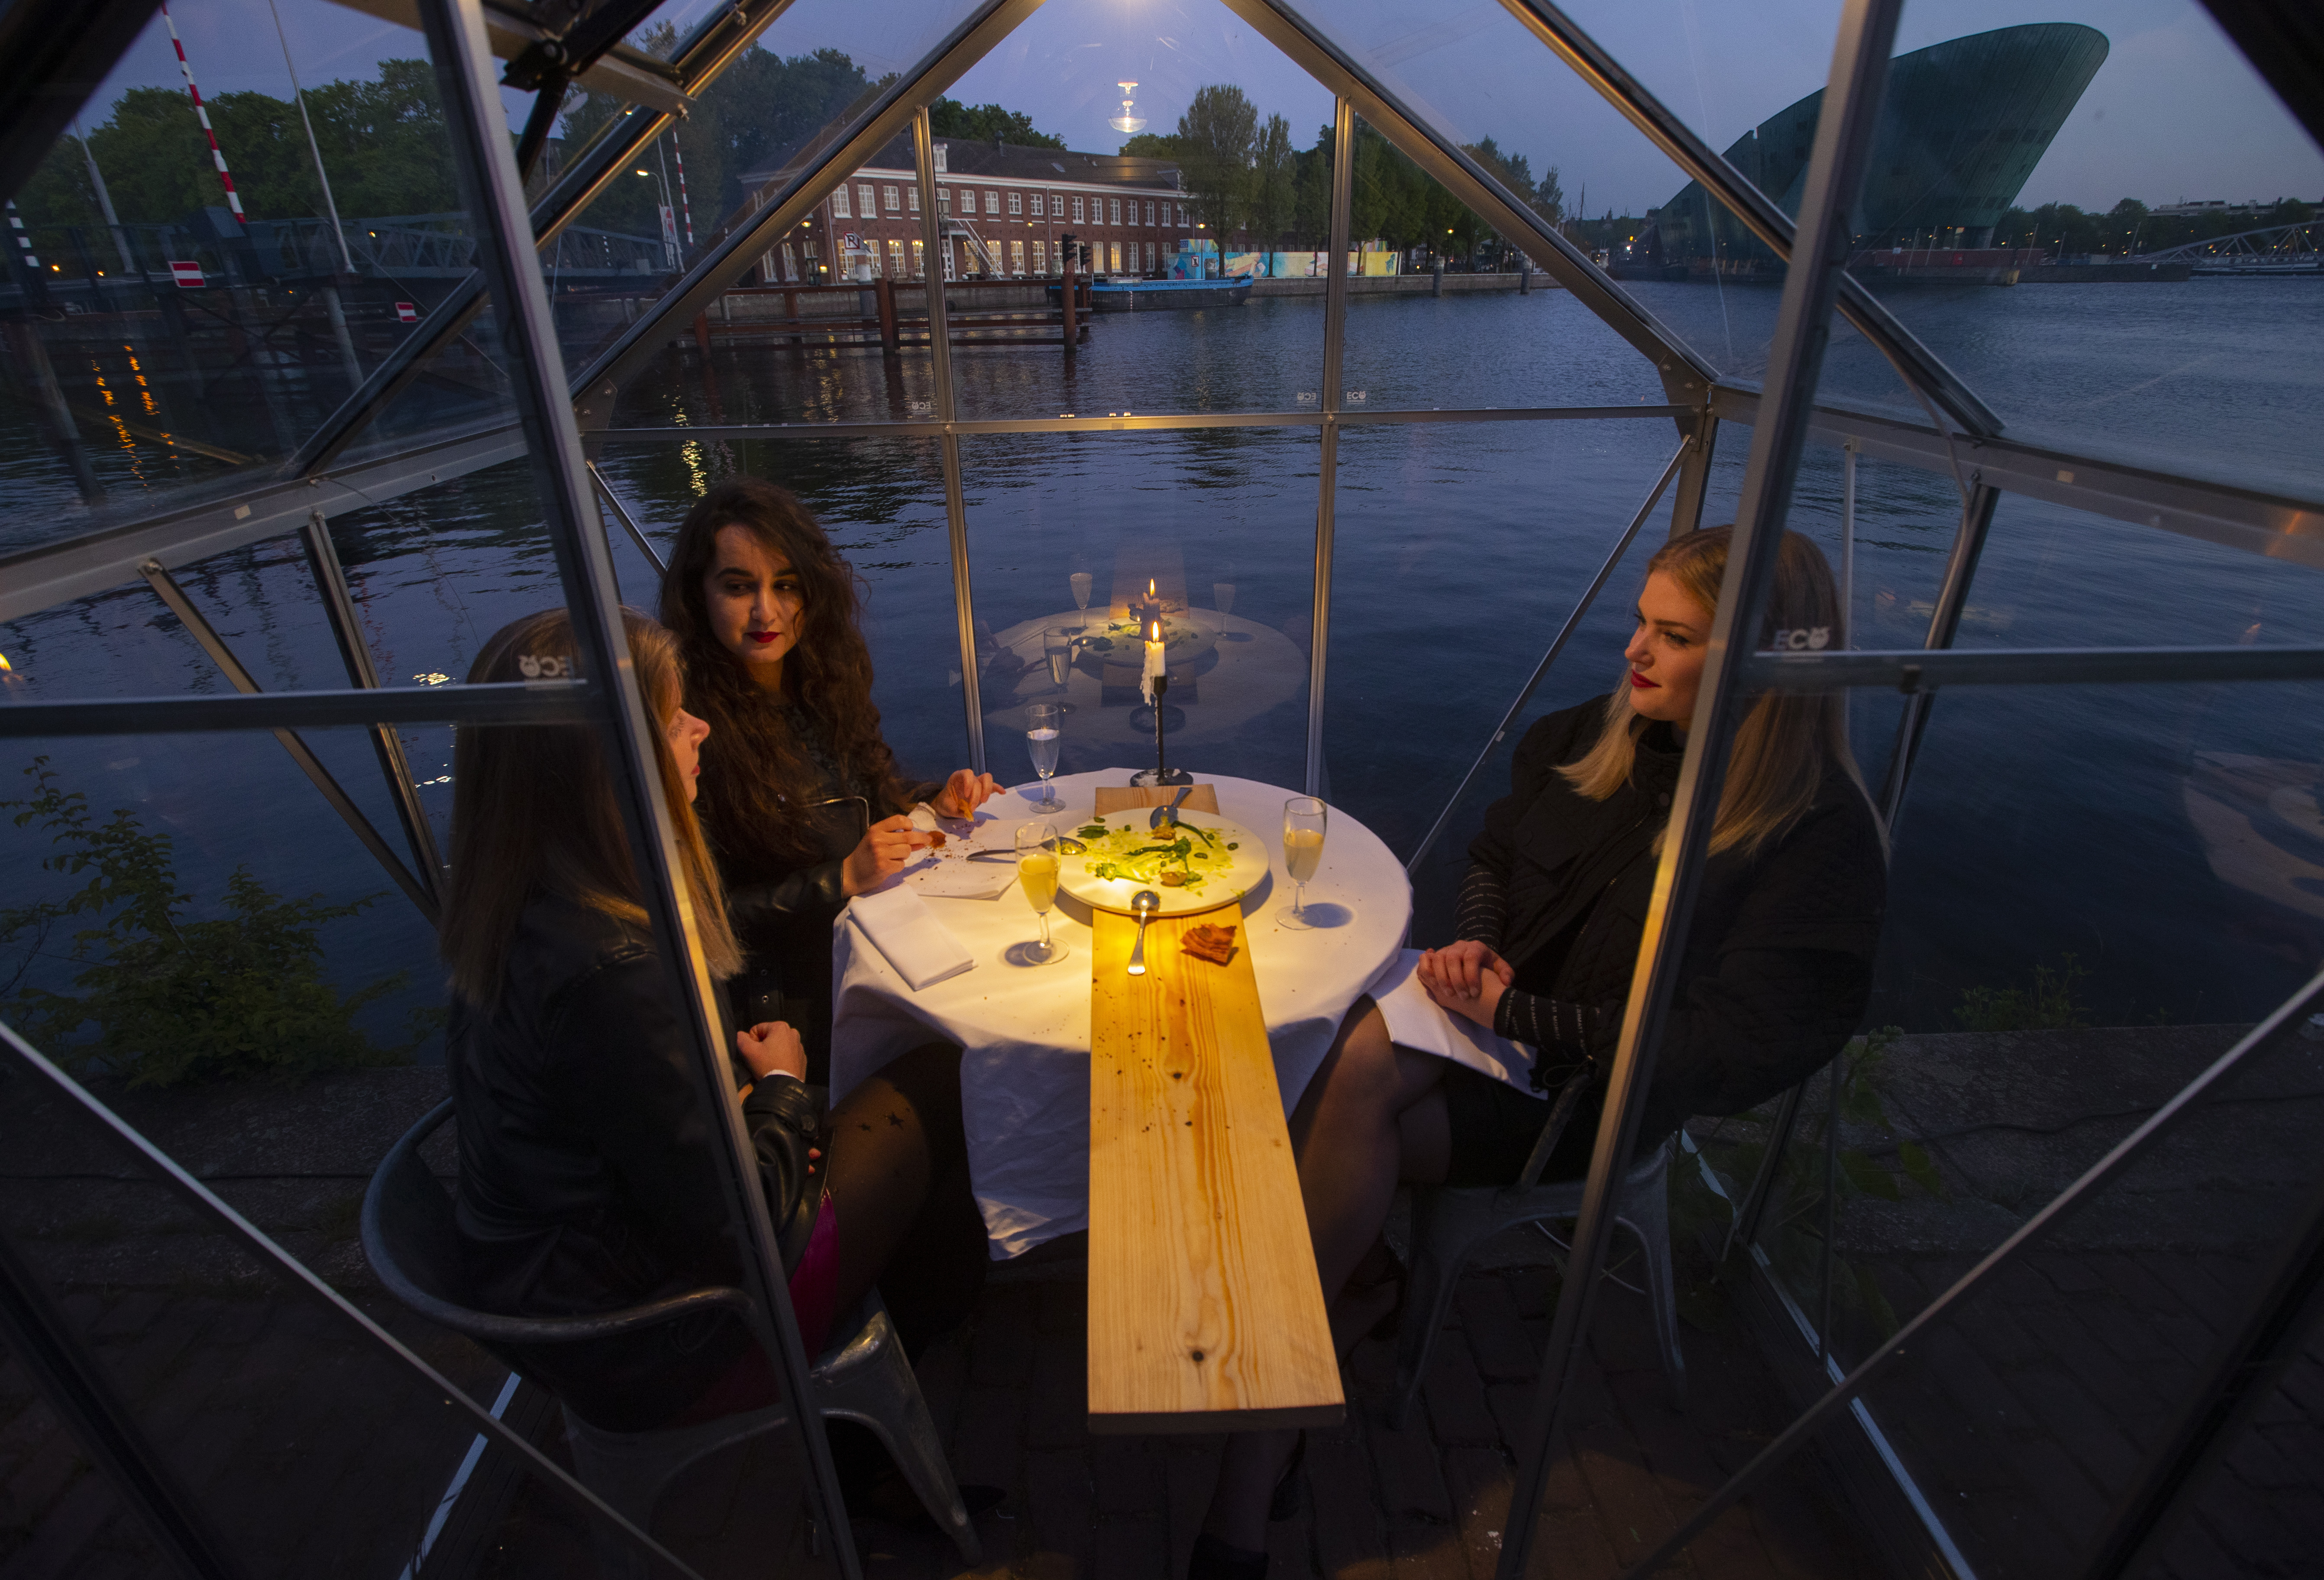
[
  {"left": 1044, "top": 627, "right": 1074, "bottom": 690},
  {"left": 1025, "top": 703, "right": 1062, "bottom": 809},
  {"left": 1277, "top": 796, "right": 1326, "bottom": 930},
  {"left": 1015, "top": 820, "right": 1067, "bottom": 965},
  {"left": 1070, "top": 570, "right": 1093, "bottom": 631}
]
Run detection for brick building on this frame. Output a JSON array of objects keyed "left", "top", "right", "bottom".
[{"left": 742, "top": 134, "right": 1196, "bottom": 285}]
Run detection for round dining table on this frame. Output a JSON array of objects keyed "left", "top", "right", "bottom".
[{"left": 828, "top": 767, "right": 1412, "bottom": 1257}]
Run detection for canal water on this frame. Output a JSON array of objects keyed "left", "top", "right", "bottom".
[{"left": 2, "top": 275, "right": 2320, "bottom": 1058}]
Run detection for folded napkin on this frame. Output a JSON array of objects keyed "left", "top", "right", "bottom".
[
  {"left": 902, "top": 848, "right": 1019, "bottom": 899},
  {"left": 1366, "top": 949, "right": 1535, "bottom": 1089},
  {"left": 850, "top": 884, "right": 976, "bottom": 990}
]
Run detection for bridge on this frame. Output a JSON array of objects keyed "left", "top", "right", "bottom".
[{"left": 2143, "top": 220, "right": 2323, "bottom": 273}]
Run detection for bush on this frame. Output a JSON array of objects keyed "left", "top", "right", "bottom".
[
  {"left": 1954, "top": 955, "right": 2089, "bottom": 1033},
  {"left": 2, "top": 758, "right": 424, "bottom": 1085}
]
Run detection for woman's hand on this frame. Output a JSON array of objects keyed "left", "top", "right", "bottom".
[
  {"left": 1418, "top": 942, "right": 1513, "bottom": 1029},
  {"left": 931, "top": 769, "right": 1002, "bottom": 820},
  {"left": 841, "top": 814, "right": 931, "bottom": 896},
  {"left": 737, "top": 1020, "right": 808, "bottom": 1082}
]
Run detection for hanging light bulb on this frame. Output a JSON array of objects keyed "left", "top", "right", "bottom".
[{"left": 1108, "top": 80, "right": 1146, "bottom": 136}]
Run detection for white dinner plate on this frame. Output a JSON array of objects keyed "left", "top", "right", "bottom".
[{"left": 1053, "top": 809, "right": 1265, "bottom": 916}]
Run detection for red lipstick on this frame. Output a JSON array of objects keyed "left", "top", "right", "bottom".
[
  {"left": 748, "top": 631, "right": 781, "bottom": 645},
  {"left": 1629, "top": 671, "right": 1659, "bottom": 690}
]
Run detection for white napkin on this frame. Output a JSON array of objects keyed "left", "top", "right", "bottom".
[
  {"left": 849, "top": 884, "right": 976, "bottom": 990},
  {"left": 902, "top": 848, "right": 1019, "bottom": 899},
  {"left": 1366, "top": 949, "right": 1535, "bottom": 1089}
]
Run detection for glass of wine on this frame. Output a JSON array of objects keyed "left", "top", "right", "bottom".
[
  {"left": 1015, "top": 820, "right": 1067, "bottom": 965},
  {"left": 1070, "top": 570, "right": 1093, "bottom": 631},
  {"left": 1277, "top": 796, "right": 1327, "bottom": 930},
  {"left": 1025, "top": 702, "right": 1062, "bottom": 809},
  {"left": 1044, "top": 627, "right": 1074, "bottom": 690}
]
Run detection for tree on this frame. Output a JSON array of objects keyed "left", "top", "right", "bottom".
[
  {"left": 1176, "top": 84, "right": 1257, "bottom": 256},
  {"left": 1118, "top": 131, "right": 1184, "bottom": 160},
  {"left": 1247, "top": 114, "right": 1296, "bottom": 267},
  {"left": 928, "top": 97, "right": 1064, "bottom": 149},
  {"left": 1535, "top": 164, "right": 1564, "bottom": 225},
  {"left": 1292, "top": 123, "right": 1331, "bottom": 246}
]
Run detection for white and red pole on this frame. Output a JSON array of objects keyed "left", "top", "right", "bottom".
[
  {"left": 163, "top": 3, "right": 245, "bottom": 225},
  {"left": 670, "top": 130, "right": 694, "bottom": 247}
]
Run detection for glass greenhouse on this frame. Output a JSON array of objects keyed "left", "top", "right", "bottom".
[{"left": 1, "top": 0, "right": 2320, "bottom": 1575}]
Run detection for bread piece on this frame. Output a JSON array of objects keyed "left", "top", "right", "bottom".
[{"left": 1181, "top": 922, "right": 1237, "bottom": 965}]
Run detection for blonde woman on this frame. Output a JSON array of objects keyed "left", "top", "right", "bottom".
[
  {"left": 440, "top": 609, "right": 986, "bottom": 1434},
  {"left": 1190, "top": 528, "right": 1887, "bottom": 1579}
]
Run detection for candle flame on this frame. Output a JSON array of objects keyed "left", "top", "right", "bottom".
[
  {"left": 1147, "top": 578, "right": 1156, "bottom": 597},
  {"left": 1148, "top": 619, "right": 1160, "bottom": 642},
  {"left": 0, "top": 652, "right": 11, "bottom": 673}
]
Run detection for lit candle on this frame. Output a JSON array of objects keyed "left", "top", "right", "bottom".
[{"left": 1141, "top": 617, "right": 1164, "bottom": 705}]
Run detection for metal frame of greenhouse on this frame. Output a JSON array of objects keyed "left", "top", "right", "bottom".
[{"left": 2, "top": 0, "right": 2322, "bottom": 1575}]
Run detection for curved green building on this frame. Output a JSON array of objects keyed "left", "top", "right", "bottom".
[{"left": 1649, "top": 23, "right": 2108, "bottom": 268}]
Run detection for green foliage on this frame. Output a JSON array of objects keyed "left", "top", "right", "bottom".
[
  {"left": 17, "top": 64, "right": 462, "bottom": 233},
  {"left": 1992, "top": 197, "right": 2318, "bottom": 257},
  {"left": 929, "top": 97, "right": 1064, "bottom": 149},
  {"left": 0, "top": 758, "right": 421, "bottom": 1087},
  {"left": 1177, "top": 84, "right": 1259, "bottom": 242},
  {"left": 1954, "top": 954, "right": 2089, "bottom": 1033},
  {"left": 1118, "top": 132, "right": 1184, "bottom": 160},
  {"left": 1247, "top": 114, "right": 1297, "bottom": 253}
]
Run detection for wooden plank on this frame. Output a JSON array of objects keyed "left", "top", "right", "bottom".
[
  {"left": 1092, "top": 784, "right": 1221, "bottom": 816},
  {"left": 1087, "top": 897, "right": 1344, "bottom": 1434}
]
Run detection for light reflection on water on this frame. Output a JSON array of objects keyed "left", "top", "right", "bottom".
[{"left": 1, "top": 282, "right": 2321, "bottom": 1059}]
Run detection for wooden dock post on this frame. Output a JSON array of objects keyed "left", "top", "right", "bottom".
[
  {"left": 1060, "top": 253, "right": 1077, "bottom": 351},
  {"left": 875, "top": 275, "right": 899, "bottom": 354}
]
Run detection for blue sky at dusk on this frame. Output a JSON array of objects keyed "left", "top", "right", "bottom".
[{"left": 84, "top": 0, "right": 2324, "bottom": 216}]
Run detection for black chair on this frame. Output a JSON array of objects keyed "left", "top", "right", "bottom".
[{"left": 361, "top": 1099, "right": 980, "bottom": 1572}]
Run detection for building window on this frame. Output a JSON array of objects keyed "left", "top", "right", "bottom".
[
  {"left": 1145, "top": 241, "right": 1156, "bottom": 272},
  {"left": 831, "top": 186, "right": 851, "bottom": 219},
  {"left": 1030, "top": 193, "right": 1043, "bottom": 217},
  {"left": 1109, "top": 241, "right": 1122, "bottom": 272},
  {"left": 1178, "top": 204, "right": 1188, "bottom": 227},
  {"left": 888, "top": 238, "right": 905, "bottom": 275},
  {"left": 1010, "top": 238, "right": 1025, "bottom": 274},
  {"left": 934, "top": 143, "right": 947, "bottom": 173},
  {"left": 937, "top": 187, "right": 950, "bottom": 212},
  {"left": 883, "top": 185, "right": 900, "bottom": 212},
  {"left": 985, "top": 190, "right": 1000, "bottom": 215},
  {"left": 1144, "top": 201, "right": 1154, "bottom": 226},
  {"left": 781, "top": 242, "right": 798, "bottom": 282},
  {"left": 908, "top": 186, "right": 920, "bottom": 213},
  {"left": 1032, "top": 240, "right": 1046, "bottom": 274},
  {"left": 1008, "top": 191, "right": 1022, "bottom": 215},
  {"left": 1072, "top": 195, "right": 1086, "bottom": 223},
  {"left": 1109, "top": 198, "right": 1122, "bottom": 225},
  {"left": 859, "top": 183, "right": 876, "bottom": 216}
]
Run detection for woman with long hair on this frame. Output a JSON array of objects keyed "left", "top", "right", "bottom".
[
  {"left": 440, "top": 608, "right": 987, "bottom": 1434},
  {"left": 658, "top": 479, "right": 999, "bottom": 1078},
  {"left": 1190, "top": 527, "right": 1889, "bottom": 1578}
]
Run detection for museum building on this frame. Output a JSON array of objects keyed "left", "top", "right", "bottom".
[{"left": 741, "top": 133, "right": 1195, "bottom": 283}]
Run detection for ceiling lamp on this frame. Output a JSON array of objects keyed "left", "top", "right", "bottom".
[{"left": 1108, "top": 80, "right": 1146, "bottom": 135}]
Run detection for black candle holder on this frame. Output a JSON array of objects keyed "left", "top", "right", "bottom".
[{"left": 1129, "top": 672, "right": 1192, "bottom": 787}]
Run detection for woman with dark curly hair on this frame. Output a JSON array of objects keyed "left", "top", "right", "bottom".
[{"left": 659, "top": 478, "right": 999, "bottom": 1081}]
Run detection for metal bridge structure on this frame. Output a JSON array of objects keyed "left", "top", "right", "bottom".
[{"left": 2145, "top": 218, "right": 2324, "bottom": 272}]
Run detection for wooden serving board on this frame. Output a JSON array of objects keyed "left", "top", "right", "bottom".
[
  {"left": 1086, "top": 895, "right": 1344, "bottom": 1434},
  {"left": 1093, "top": 784, "right": 1221, "bottom": 816}
]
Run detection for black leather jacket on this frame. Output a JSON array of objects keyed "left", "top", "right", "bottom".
[
  {"left": 712, "top": 708, "right": 938, "bottom": 1072},
  {"left": 446, "top": 893, "right": 820, "bottom": 1431},
  {"left": 1461, "top": 696, "right": 1888, "bottom": 1169}
]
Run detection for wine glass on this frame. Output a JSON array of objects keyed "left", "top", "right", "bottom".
[
  {"left": 1276, "top": 796, "right": 1327, "bottom": 930},
  {"left": 1212, "top": 580, "right": 1236, "bottom": 619},
  {"left": 1070, "top": 570, "right": 1093, "bottom": 631},
  {"left": 1015, "top": 820, "right": 1067, "bottom": 965},
  {"left": 1025, "top": 702, "right": 1062, "bottom": 809},
  {"left": 1044, "top": 627, "right": 1074, "bottom": 690}
]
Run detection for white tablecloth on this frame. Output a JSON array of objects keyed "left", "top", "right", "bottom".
[{"left": 829, "top": 767, "right": 1412, "bottom": 1256}]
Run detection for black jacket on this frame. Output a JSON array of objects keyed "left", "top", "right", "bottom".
[
  {"left": 713, "top": 703, "right": 937, "bottom": 1070},
  {"left": 1462, "top": 695, "right": 1887, "bottom": 1155},
  {"left": 446, "top": 893, "right": 821, "bottom": 1431}
]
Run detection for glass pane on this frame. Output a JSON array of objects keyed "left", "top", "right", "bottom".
[
  {"left": 928, "top": 0, "right": 1331, "bottom": 419},
  {"left": 591, "top": 432, "right": 967, "bottom": 774},
  {"left": 1291, "top": 1, "right": 1715, "bottom": 407},
  {"left": 1325, "top": 416, "right": 1687, "bottom": 879},
  {"left": 0, "top": 0, "right": 531, "bottom": 558},
  {"left": 554, "top": 0, "right": 992, "bottom": 389},
  {"left": 957, "top": 428, "right": 1318, "bottom": 791},
  {"left": 0, "top": 1033, "right": 708, "bottom": 1577},
  {"left": 1834, "top": 1, "right": 2324, "bottom": 498}
]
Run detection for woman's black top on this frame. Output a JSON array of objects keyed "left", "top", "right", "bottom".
[
  {"left": 714, "top": 702, "right": 937, "bottom": 1076},
  {"left": 446, "top": 892, "right": 820, "bottom": 1431},
  {"left": 1455, "top": 694, "right": 1887, "bottom": 1164}
]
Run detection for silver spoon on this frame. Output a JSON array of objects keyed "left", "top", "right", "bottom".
[
  {"left": 1149, "top": 785, "right": 1193, "bottom": 830},
  {"left": 1126, "top": 890, "right": 1161, "bottom": 976}
]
